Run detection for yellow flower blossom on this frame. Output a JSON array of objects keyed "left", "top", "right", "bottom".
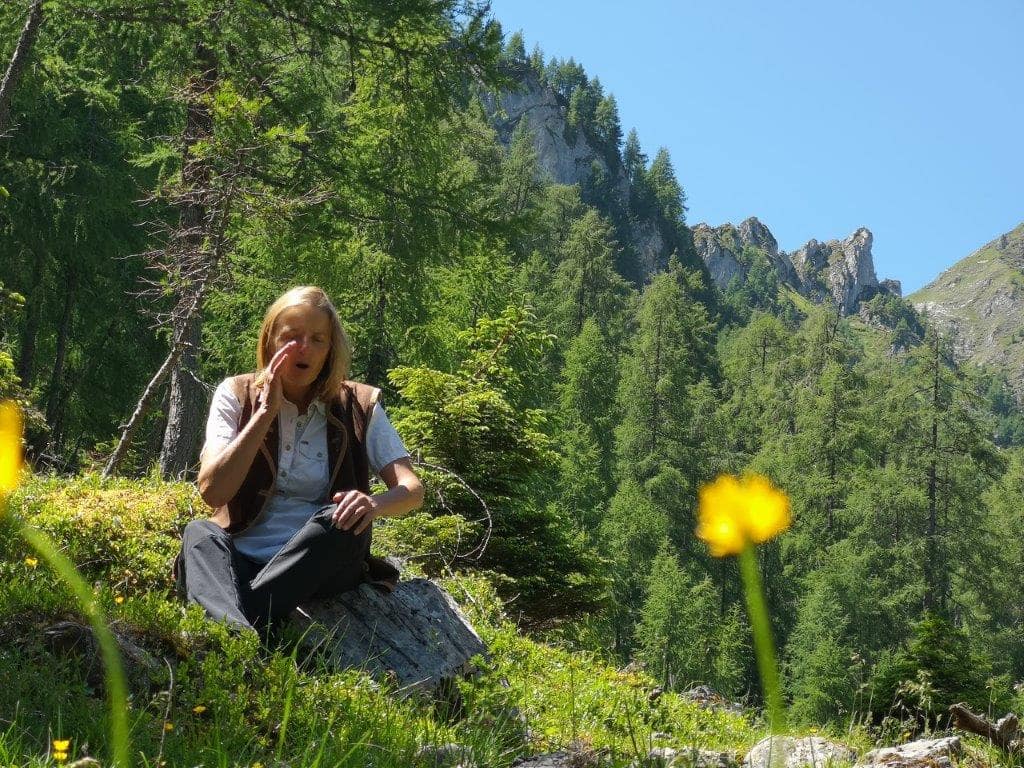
[
  {"left": 114, "top": 595, "right": 125, "bottom": 605},
  {"left": 25, "top": 556, "right": 38, "bottom": 568},
  {"left": 52, "top": 739, "right": 70, "bottom": 762},
  {"left": 0, "top": 401, "right": 23, "bottom": 498},
  {"left": 696, "top": 473, "right": 791, "bottom": 557},
  {"left": 192, "top": 704, "right": 207, "bottom": 714},
  {"left": 163, "top": 722, "right": 174, "bottom": 732}
]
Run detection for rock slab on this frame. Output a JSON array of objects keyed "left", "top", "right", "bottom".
[
  {"left": 744, "top": 736, "right": 857, "bottom": 768},
  {"left": 647, "top": 746, "right": 740, "bottom": 768},
  {"left": 291, "top": 578, "right": 487, "bottom": 695},
  {"left": 856, "top": 737, "right": 961, "bottom": 768}
]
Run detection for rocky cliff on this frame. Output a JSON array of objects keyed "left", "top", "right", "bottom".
[
  {"left": 693, "top": 217, "right": 900, "bottom": 315},
  {"left": 909, "top": 222, "right": 1024, "bottom": 393}
]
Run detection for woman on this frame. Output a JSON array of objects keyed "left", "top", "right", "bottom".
[{"left": 177, "top": 286, "right": 424, "bottom": 633}]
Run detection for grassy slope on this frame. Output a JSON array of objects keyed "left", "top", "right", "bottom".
[
  {"left": 908, "top": 223, "right": 1024, "bottom": 389},
  {"left": 0, "top": 476, "right": 759, "bottom": 768}
]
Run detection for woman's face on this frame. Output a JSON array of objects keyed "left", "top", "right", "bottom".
[{"left": 271, "top": 304, "right": 332, "bottom": 391}]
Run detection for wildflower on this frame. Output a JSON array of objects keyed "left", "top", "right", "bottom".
[
  {"left": 192, "top": 704, "right": 207, "bottom": 714},
  {"left": 52, "top": 739, "right": 70, "bottom": 762},
  {"left": 25, "top": 556, "right": 38, "bottom": 568},
  {"left": 114, "top": 595, "right": 125, "bottom": 605},
  {"left": 695, "top": 473, "right": 790, "bottom": 733},
  {"left": 0, "top": 401, "right": 23, "bottom": 499},
  {"left": 696, "top": 474, "right": 790, "bottom": 556},
  {"left": 163, "top": 722, "right": 174, "bottom": 732}
]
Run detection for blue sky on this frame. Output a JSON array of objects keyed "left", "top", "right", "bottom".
[{"left": 487, "top": 0, "right": 1024, "bottom": 294}]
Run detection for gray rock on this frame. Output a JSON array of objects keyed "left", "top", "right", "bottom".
[
  {"left": 791, "top": 228, "right": 882, "bottom": 315},
  {"left": 291, "top": 578, "right": 487, "bottom": 695},
  {"left": 42, "top": 620, "right": 165, "bottom": 696},
  {"left": 645, "top": 746, "right": 740, "bottom": 768},
  {"left": 512, "top": 752, "right": 591, "bottom": 767},
  {"left": 693, "top": 223, "right": 747, "bottom": 289},
  {"left": 694, "top": 217, "right": 901, "bottom": 312},
  {"left": 483, "top": 71, "right": 622, "bottom": 194},
  {"left": 879, "top": 279, "right": 902, "bottom": 297},
  {"left": 483, "top": 70, "right": 679, "bottom": 283},
  {"left": 744, "top": 736, "right": 856, "bottom": 768},
  {"left": 856, "top": 737, "right": 961, "bottom": 768},
  {"left": 415, "top": 742, "right": 474, "bottom": 767}
]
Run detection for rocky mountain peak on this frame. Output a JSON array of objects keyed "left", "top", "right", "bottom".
[
  {"left": 736, "top": 217, "right": 779, "bottom": 258},
  {"left": 695, "top": 218, "right": 897, "bottom": 315},
  {"left": 785, "top": 227, "right": 886, "bottom": 314}
]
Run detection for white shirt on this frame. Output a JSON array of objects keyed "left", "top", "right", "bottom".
[{"left": 203, "top": 379, "right": 410, "bottom": 562}]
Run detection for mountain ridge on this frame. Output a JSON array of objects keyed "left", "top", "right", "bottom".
[{"left": 909, "top": 222, "right": 1024, "bottom": 394}]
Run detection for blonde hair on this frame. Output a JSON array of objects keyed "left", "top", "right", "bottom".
[{"left": 254, "top": 286, "right": 351, "bottom": 401}]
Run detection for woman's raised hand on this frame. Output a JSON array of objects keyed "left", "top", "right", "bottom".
[{"left": 256, "top": 341, "right": 298, "bottom": 418}]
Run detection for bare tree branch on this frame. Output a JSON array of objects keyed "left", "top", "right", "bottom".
[{"left": 0, "top": 0, "right": 45, "bottom": 137}]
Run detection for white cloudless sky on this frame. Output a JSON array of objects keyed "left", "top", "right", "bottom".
[{"left": 487, "top": 0, "right": 1024, "bottom": 293}]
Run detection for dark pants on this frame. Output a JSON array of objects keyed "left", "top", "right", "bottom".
[{"left": 177, "top": 505, "right": 370, "bottom": 633}]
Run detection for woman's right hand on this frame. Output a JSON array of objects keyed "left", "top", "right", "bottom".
[{"left": 255, "top": 341, "right": 298, "bottom": 419}]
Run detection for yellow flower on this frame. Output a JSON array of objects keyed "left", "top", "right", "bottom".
[
  {"left": 696, "top": 474, "right": 791, "bottom": 557},
  {"left": 0, "top": 401, "right": 24, "bottom": 497},
  {"left": 192, "top": 704, "right": 207, "bottom": 714},
  {"left": 52, "top": 739, "right": 70, "bottom": 762},
  {"left": 25, "top": 556, "right": 38, "bottom": 568},
  {"left": 163, "top": 722, "right": 174, "bottom": 732},
  {"left": 114, "top": 595, "right": 125, "bottom": 605}
]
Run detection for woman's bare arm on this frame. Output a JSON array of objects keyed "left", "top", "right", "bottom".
[
  {"left": 197, "top": 342, "right": 296, "bottom": 508},
  {"left": 331, "top": 457, "right": 424, "bottom": 534}
]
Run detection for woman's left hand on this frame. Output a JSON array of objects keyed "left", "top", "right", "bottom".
[{"left": 330, "top": 490, "right": 378, "bottom": 534}]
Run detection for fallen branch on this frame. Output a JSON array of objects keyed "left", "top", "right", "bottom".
[{"left": 949, "top": 702, "right": 1024, "bottom": 754}]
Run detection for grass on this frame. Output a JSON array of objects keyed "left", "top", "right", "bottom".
[
  {"left": 5, "top": 474, "right": 1021, "bottom": 767},
  {"left": 0, "top": 475, "right": 764, "bottom": 767}
]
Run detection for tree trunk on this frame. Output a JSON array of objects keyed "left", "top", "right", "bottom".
[
  {"left": 0, "top": 0, "right": 44, "bottom": 136},
  {"left": 159, "top": 303, "right": 205, "bottom": 478},
  {"left": 16, "top": 248, "right": 46, "bottom": 387},
  {"left": 45, "top": 270, "right": 76, "bottom": 427},
  {"left": 923, "top": 334, "right": 941, "bottom": 612},
  {"left": 364, "top": 273, "right": 389, "bottom": 385},
  {"left": 106, "top": 342, "right": 184, "bottom": 479},
  {"left": 158, "top": 39, "right": 217, "bottom": 479}
]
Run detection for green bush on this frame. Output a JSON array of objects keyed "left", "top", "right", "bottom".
[{"left": 868, "top": 613, "right": 1011, "bottom": 728}]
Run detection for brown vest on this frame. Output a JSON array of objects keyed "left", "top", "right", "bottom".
[{"left": 210, "top": 374, "right": 380, "bottom": 534}]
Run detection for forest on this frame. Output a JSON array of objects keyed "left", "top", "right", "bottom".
[{"left": 2, "top": 1, "right": 1024, "bottom": 760}]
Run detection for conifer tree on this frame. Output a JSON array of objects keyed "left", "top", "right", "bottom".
[
  {"left": 503, "top": 30, "right": 526, "bottom": 63},
  {"left": 647, "top": 147, "right": 687, "bottom": 225},
  {"left": 600, "top": 478, "right": 669, "bottom": 654},
  {"left": 594, "top": 94, "right": 623, "bottom": 160},
  {"left": 551, "top": 209, "right": 631, "bottom": 344},
  {"left": 636, "top": 540, "right": 717, "bottom": 690},
  {"left": 557, "top": 318, "right": 618, "bottom": 530},
  {"left": 614, "top": 259, "right": 715, "bottom": 511}
]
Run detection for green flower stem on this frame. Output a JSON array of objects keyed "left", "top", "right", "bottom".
[
  {"left": 738, "top": 545, "right": 786, "bottom": 733},
  {"left": 19, "top": 522, "right": 131, "bottom": 767}
]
